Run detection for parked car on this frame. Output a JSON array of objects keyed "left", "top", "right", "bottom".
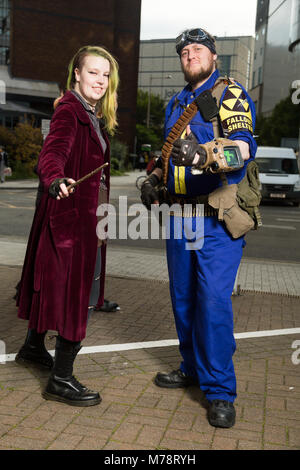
[{"left": 255, "top": 146, "right": 300, "bottom": 206}]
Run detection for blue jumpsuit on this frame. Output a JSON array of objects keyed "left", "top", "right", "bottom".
[{"left": 164, "top": 69, "right": 257, "bottom": 403}]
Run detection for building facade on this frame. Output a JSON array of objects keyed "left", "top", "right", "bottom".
[
  {"left": 138, "top": 36, "right": 254, "bottom": 106},
  {"left": 0, "top": 0, "right": 141, "bottom": 151},
  {"left": 250, "top": 0, "right": 300, "bottom": 115}
]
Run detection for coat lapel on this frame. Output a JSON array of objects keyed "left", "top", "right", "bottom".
[{"left": 59, "top": 91, "right": 104, "bottom": 150}]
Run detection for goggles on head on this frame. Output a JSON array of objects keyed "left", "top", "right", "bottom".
[{"left": 175, "top": 28, "right": 216, "bottom": 56}]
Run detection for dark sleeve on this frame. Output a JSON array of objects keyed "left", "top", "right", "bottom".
[
  {"left": 37, "top": 104, "right": 77, "bottom": 190},
  {"left": 4, "top": 152, "right": 9, "bottom": 166}
]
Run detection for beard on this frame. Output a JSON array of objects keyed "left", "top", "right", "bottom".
[{"left": 182, "top": 60, "right": 215, "bottom": 86}]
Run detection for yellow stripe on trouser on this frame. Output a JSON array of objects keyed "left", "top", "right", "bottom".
[
  {"left": 174, "top": 166, "right": 187, "bottom": 194},
  {"left": 174, "top": 126, "right": 187, "bottom": 195}
]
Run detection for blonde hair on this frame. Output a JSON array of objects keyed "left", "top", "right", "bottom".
[{"left": 66, "top": 45, "right": 119, "bottom": 135}]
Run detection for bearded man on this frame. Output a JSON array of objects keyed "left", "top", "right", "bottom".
[{"left": 141, "top": 28, "right": 257, "bottom": 428}]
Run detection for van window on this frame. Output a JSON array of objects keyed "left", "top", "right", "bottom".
[{"left": 255, "top": 158, "right": 299, "bottom": 174}]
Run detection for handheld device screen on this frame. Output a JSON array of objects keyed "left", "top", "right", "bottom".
[
  {"left": 224, "top": 148, "right": 239, "bottom": 166},
  {"left": 223, "top": 146, "right": 244, "bottom": 168}
]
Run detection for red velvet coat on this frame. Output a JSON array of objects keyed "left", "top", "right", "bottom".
[{"left": 17, "top": 91, "right": 110, "bottom": 341}]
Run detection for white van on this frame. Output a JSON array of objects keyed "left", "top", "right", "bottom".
[{"left": 255, "top": 146, "right": 300, "bottom": 207}]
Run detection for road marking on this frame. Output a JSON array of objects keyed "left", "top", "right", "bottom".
[
  {"left": 262, "top": 224, "right": 296, "bottom": 230},
  {"left": 1, "top": 327, "right": 300, "bottom": 363},
  {"left": 0, "top": 201, "right": 34, "bottom": 210},
  {"left": 276, "top": 218, "right": 300, "bottom": 223},
  {"left": 0, "top": 201, "right": 17, "bottom": 209},
  {"left": 234, "top": 328, "right": 300, "bottom": 339}
]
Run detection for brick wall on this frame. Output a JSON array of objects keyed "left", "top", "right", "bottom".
[{"left": 10, "top": 0, "right": 141, "bottom": 151}]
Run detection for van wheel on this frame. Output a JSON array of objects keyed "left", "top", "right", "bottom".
[{"left": 292, "top": 202, "right": 300, "bottom": 207}]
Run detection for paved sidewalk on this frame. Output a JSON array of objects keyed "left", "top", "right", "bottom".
[
  {"left": 1, "top": 240, "right": 300, "bottom": 297},
  {"left": 0, "top": 175, "right": 299, "bottom": 450},
  {"left": 0, "top": 172, "right": 140, "bottom": 190},
  {"left": 0, "top": 264, "right": 300, "bottom": 450}
]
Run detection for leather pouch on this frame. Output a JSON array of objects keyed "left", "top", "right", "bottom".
[{"left": 208, "top": 184, "right": 254, "bottom": 238}]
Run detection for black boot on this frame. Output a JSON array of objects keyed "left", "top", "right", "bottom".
[
  {"left": 154, "top": 369, "right": 197, "bottom": 388},
  {"left": 208, "top": 400, "right": 236, "bottom": 428},
  {"left": 42, "top": 336, "right": 101, "bottom": 407},
  {"left": 15, "top": 329, "right": 54, "bottom": 369}
]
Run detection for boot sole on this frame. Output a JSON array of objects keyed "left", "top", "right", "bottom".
[
  {"left": 208, "top": 417, "right": 235, "bottom": 428},
  {"left": 42, "top": 391, "right": 102, "bottom": 407},
  {"left": 15, "top": 355, "right": 53, "bottom": 370}
]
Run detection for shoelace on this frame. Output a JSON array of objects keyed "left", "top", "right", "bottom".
[{"left": 70, "top": 375, "right": 88, "bottom": 392}]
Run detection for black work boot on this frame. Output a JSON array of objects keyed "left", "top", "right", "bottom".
[
  {"left": 15, "top": 329, "right": 54, "bottom": 369},
  {"left": 208, "top": 400, "right": 236, "bottom": 428},
  {"left": 154, "top": 369, "right": 197, "bottom": 388},
  {"left": 42, "top": 336, "right": 101, "bottom": 407}
]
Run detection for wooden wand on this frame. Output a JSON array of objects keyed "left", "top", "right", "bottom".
[{"left": 66, "top": 162, "right": 109, "bottom": 192}]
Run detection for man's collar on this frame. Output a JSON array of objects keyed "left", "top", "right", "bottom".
[{"left": 176, "top": 69, "right": 220, "bottom": 103}]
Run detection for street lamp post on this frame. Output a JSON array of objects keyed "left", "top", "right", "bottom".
[{"left": 146, "top": 74, "right": 172, "bottom": 128}]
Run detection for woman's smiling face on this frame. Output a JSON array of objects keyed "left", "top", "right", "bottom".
[{"left": 74, "top": 54, "right": 110, "bottom": 106}]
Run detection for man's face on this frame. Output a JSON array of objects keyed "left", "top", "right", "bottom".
[{"left": 180, "top": 43, "right": 217, "bottom": 86}]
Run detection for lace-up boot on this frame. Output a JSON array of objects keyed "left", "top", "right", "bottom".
[
  {"left": 42, "top": 335, "right": 101, "bottom": 406},
  {"left": 15, "top": 329, "right": 53, "bottom": 369}
]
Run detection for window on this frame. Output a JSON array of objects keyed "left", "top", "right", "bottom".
[
  {"left": 0, "top": 0, "right": 10, "bottom": 65},
  {"left": 218, "top": 55, "right": 231, "bottom": 77},
  {"left": 258, "top": 67, "right": 262, "bottom": 85},
  {"left": 252, "top": 71, "right": 256, "bottom": 88}
]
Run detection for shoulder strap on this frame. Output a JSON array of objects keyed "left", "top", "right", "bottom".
[
  {"left": 161, "top": 99, "right": 201, "bottom": 184},
  {"left": 210, "top": 76, "right": 236, "bottom": 139}
]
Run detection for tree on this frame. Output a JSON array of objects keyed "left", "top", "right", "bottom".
[
  {"left": 136, "top": 89, "right": 166, "bottom": 152},
  {"left": 0, "top": 120, "right": 43, "bottom": 178},
  {"left": 256, "top": 92, "right": 300, "bottom": 147}
]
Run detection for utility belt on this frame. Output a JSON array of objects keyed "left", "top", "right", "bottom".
[
  {"left": 165, "top": 193, "right": 218, "bottom": 217},
  {"left": 156, "top": 174, "right": 260, "bottom": 237}
]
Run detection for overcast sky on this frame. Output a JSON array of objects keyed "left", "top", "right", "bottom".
[{"left": 140, "top": 0, "right": 258, "bottom": 40}]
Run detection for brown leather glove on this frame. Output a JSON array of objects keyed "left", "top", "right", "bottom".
[
  {"left": 140, "top": 174, "right": 160, "bottom": 210},
  {"left": 172, "top": 133, "right": 207, "bottom": 168}
]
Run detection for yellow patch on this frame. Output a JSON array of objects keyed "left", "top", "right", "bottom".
[{"left": 219, "top": 84, "right": 253, "bottom": 134}]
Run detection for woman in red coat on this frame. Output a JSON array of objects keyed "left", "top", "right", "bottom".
[{"left": 15, "top": 45, "right": 119, "bottom": 407}]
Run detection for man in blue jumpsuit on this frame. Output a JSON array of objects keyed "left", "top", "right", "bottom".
[{"left": 141, "top": 28, "right": 257, "bottom": 428}]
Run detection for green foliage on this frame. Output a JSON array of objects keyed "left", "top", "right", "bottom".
[
  {"left": 110, "top": 137, "right": 128, "bottom": 172},
  {"left": 0, "top": 126, "right": 15, "bottom": 155},
  {"left": 0, "top": 121, "right": 43, "bottom": 178},
  {"left": 136, "top": 123, "right": 162, "bottom": 152},
  {"left": 136, "top": 89, "right": 166, "bottom": 152},
  {"left": 136, "top": 89, "right": 165, "bottom": 128},
  {"left": 256, "top": 92, "right": 300, "bottom": 147}
]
